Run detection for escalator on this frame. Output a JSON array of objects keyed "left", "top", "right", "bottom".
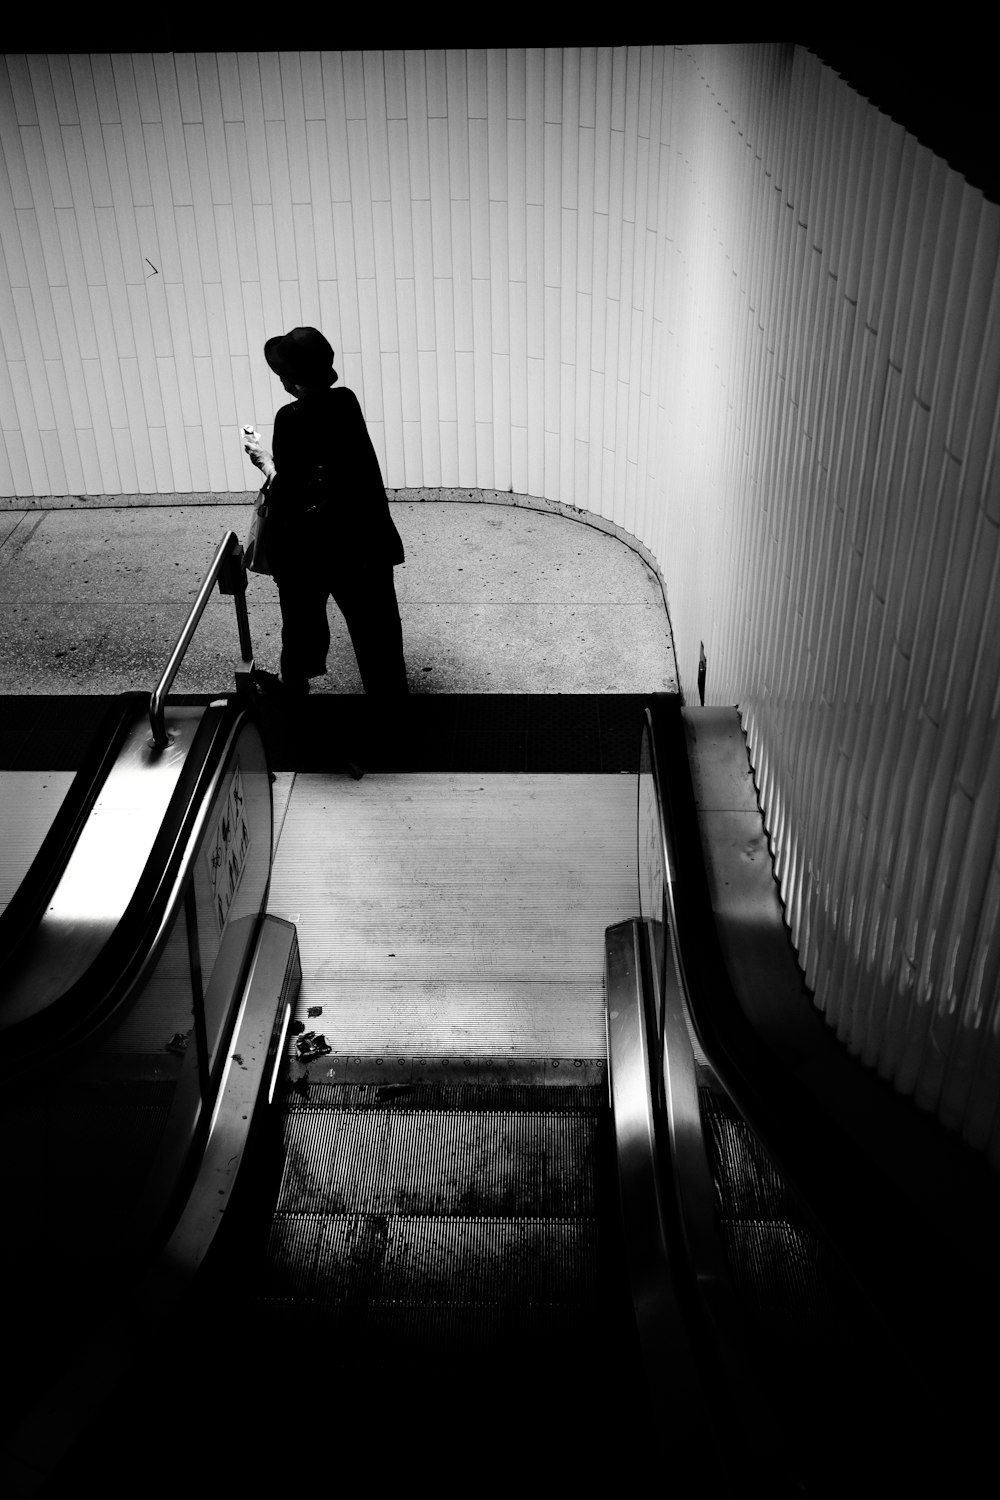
[
  {"left": 608, "top": 696, "right": 1000, "bottom": 1495},
  {"left": 0, "top": 690, "right": 299, "bottom": 1491},
  {"left": 0, "top": 531, "right": 659, "bottom": 1495},
  {"left": 5, "top": 533, "right": 1000, "bottom": 1495},
  {"left": 19, "top": 721, "right": 664, "bottom": 1494},
  {"left": 21, "top": 692, "right": 939, "bottom": 1497},
  {"left": 0, "top": 539, "right": 299, "bottom": 1496}
]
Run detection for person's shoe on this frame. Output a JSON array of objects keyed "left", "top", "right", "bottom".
[{"left": 252, "top": 669, "right": 310, "bottom": 698}]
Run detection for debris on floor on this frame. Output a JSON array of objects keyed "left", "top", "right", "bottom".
[{"left": 295, "top": 1030, "right": 332, "bottom": 1062}]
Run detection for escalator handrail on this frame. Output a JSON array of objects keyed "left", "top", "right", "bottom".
[
  {"left": 149, "top": 529, "right": 252, "bottom": 750},
  {"left": 117, "top": 709, "right": 276, "bottom": 1250},
  {"left": 0, "top": 698, "right": 264, "bottom": 1080},
  {"left": 644, "top": 696, "right": 1000, "bottom": 1354},
  {"left": 605, "top": 915, "right": 792, "bottom": 1487},
  {"left": 604, "top": 920, "right": 709, "bottom": 1418},
  {"left": 0, "top": 694, "right": 145, "bottom": 975}
]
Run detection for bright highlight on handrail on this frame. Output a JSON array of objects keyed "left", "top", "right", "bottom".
[{"left": 149, "top": 531, "right": 253, "bottom": 750}]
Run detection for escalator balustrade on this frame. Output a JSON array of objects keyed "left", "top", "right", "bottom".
[
  {"left": 609, "top": 698, "right": 1000, "bottom": 1495},
  {"left": 0, "top": 537, "right": 299, "bottom": 1497}
]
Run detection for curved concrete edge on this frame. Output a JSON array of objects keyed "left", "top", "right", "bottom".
[
  {"left": 390, "top": 487, "right": 678, "bottom": 684},
  {"left": 1, "top": 486, "right": 683, "bottom": 697},
  {"left": 0, "top": 484, "right": 661, "bottom": 574}
]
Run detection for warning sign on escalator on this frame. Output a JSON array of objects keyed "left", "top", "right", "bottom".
[{"left": 206, "top": 760, "right": 251, "bottom": 934}]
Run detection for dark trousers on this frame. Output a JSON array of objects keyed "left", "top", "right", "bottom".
[{"left": 276, "top": 563, "right": 408, "bottom": 695}]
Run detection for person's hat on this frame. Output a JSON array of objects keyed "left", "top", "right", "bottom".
[{"left": 264, "top": 326, "right": 336, "bottom": 385}]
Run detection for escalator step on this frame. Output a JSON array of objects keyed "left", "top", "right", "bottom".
[
  {"left": 276, "top": 1106, "right": 600, "bottom": 1217},
  {"left": 240, "top": 1082, "right": 610, "bottom": 1349},
  {"left": 716, "top": 1217, "right": 849, "bottom": 1343},
  {"left": 285, "top": 1080, "right": 607, "bottom": 1112},
  {"left": 260, "top": 1215, "right": 600, "bottom": 1327},
  {"left": 698, "top": 1085, "right": 793, "bottom": 1219},
  {"left": 698, "top": 1084, "right": 874, "bottom": 1350}
]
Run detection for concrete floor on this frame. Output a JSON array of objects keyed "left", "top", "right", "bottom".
[{"left": 0, "top": 497, "right": 676, "bottom": 695}]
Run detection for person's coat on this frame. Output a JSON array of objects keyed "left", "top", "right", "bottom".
[{"left": 267, "top": 385, "right": 405, "bottom": 576}]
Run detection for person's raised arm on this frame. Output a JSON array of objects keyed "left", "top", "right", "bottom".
[{"left": 243, "top": 426, "right": 276, "bottom": 482}]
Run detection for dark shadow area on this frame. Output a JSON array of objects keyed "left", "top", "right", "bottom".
[
  {"left": 800, "top": 38, "right": 999, "bottom": 203},
  {"left": 0, "top": 693, "right": 652, "bottom": 775}
]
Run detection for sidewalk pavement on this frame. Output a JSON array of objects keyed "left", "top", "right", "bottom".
[{"left": 0, "top": 497, "right": 677, "bottom": 697}]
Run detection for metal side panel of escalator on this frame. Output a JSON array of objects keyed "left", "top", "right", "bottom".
[
  {"left": 0, "top": 694, "right": 286, "bottom": 1477},
  {"left": 607, "top": 696, "right": 1000, "bottom": 1496},
  {"left": 0, "top": 534, "right": 306, "bottom": 1495},
  {"left": 0, "top": 911, "right": 301, "bottom": 1498},
  {"left": 0, "top": 695, "right": 234, "bottom": 1071}
]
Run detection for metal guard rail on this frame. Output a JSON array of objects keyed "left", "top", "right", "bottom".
[{"left": 149, "top": 530, "right": 253, "bottom": 750}]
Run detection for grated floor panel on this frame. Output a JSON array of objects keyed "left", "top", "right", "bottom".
[{"left": 242, "top": 1080, "right": 615, "bottom": 1354}]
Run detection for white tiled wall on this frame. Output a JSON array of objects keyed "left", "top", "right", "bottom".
[
  {"left": 0, "top": 47, "right": 668, "bottom": 505},
  {"left": 3, "top": 46, "right": 1000, "bottom": 1163},
  {"left": 659, "top": 46, "right": 1000, "bottom": 1164}
]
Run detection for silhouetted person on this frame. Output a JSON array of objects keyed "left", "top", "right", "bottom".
[{"left": 244, "top": 326, "right": 408, "bottom": 701}]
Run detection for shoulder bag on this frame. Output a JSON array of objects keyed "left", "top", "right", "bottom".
[{"left": 245, "top": 474, "right": 275, "bottom": 575}]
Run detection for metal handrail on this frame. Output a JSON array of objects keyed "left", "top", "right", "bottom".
[
  {"left": 615, "top": 710, "right": 794, "bottom": 1470},
  {"left": 149, "top": 530, "right": 254, "bottom": 749}
]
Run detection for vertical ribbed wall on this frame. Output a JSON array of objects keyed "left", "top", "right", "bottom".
[
  {"left": 0, "top": 47, "right": 669, "bottom": 505},
  {"left": 663, "top": 45, "right": 1000, "bottom": 1164},
  {"left": 3, "top": 47, "right": 1000, "bottom": 1163}
]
